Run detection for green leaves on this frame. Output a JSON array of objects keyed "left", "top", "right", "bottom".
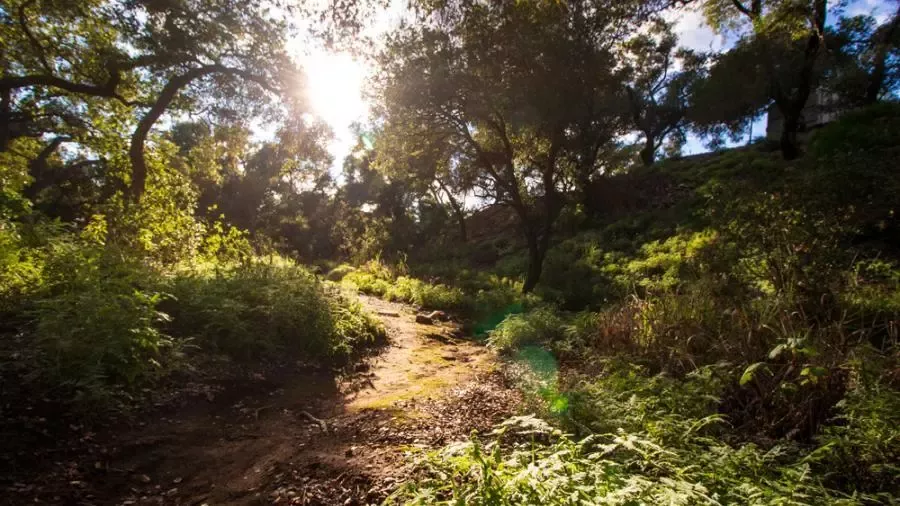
[{"left": 740, "top": 361, "right": 769, "bottom": 386}]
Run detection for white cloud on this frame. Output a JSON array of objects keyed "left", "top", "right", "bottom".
[
  {"left": 666, "top": 6, "right": 729, "bottom": 53},
  {"left": 846, "top": 0, "right": 894, "bottom": 23}
]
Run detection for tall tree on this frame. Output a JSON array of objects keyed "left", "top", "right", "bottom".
[
  {"left": 702, "top": 0, "right": 830, "bottom": 159},
  {"left": 621, "top": 20, "right": 707, "bottom": 166},
  {"left": 377, "top": 0, "right": 643, "bottom": 292},
  {"left": 826, "top": 9, "right": 900, "bottom": 106},
  {"left": 0, "top": 0, "right": 369, "bottom": 204}
]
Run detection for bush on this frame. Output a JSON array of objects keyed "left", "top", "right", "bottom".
[
  {"left": 343, "top": 270, "right": 393, "bottom": 298},
  {"left": 817, "top": 379, "right": 900, "bottom": 494},
  {"left": 329, "top": 294, "right": 388, "bottom": 360},
  {"left": 31, "top": 246, "right": 171, "bottom": 398},
  {"left": 487, "top": 307, "right": 566, "bottom": 353},
  {"left": 1, "top": 239, "right": 387, "bottom": 409},
  {"left": 325, "top": 263, "right": 357, "bottom": 281},
  {"left": 0, "top": 223, "right": 46, "bottom": 316},
  {"left": 166, "top": 259, "right": 384, "bottom": 361},
  {"left": 342, "top": 259, "right": 531, "bottom": 330},
  {"left": 417, "top": 282, "right": 467, "bottom": 311}
]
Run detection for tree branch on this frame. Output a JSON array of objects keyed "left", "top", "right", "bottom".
[
  {"left": 0, "top": 73, "right": 122, "bottom": 99},
  {"left": 730, "top": 0, "right": 755, "bottom": 20},
  {"left": 127, "top": 64, "right": 279, "bottom": 201},
  {"left": 18, "top": 0, "right": 52, "bottom": 72},
  {"left": 866, "top": 4, "right": 900, "bottom": 104}
]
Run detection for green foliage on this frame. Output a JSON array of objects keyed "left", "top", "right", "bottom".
[
  {"left": 31, "top": 244, "right": 171, "bottom": 397},
  {"left": 165, "top": 260, "right": 337, "bottom": 359},
  {"left": 325, "top": 264, "right": 357, "bottom": 282},
  {"left": 487, "top": 307, "right": 566, "bottom": 354},
  {"left": 391, "top": 106, "right": 900, "bottom": 503},
  {"left": 818, "top": 379, "right": 900, "bottom": 493},
  {"left": 1, "top": 225, "right": 386, "bottom": 407},
  {"left": 0, "top": 223, "right": 46, "bottom": 314},
  {"left": 329, "top": 295, "right": 388, "bottom": 359},
  {"left": 342, "top": 259, "right": 530, "bottom": 329},
  {"left": 391, "top": 365, "right": 898, "bottom": 504}
]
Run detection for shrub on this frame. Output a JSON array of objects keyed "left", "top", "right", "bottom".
[
  {"left": 390, "top": 365, "right": 898, "bottom": 505},
  {"left": 343, "top": 270, "right": 393, "bottom": 297},
  {"left": 0, "top": 223, "right": 45, "bottom": 315},
  {"left": 2, "top": 244, "right": 387, "bottom": 411},
  {"left": 487, "top": 307, "right": 566, "bottom": 353},
  {"left": 342, "top": 260, "right": 530, "bottom": 330},
  {"left": 417, "top": 282, "right": 467, "bottom": 311},
  {"left": 166, "top": 259, "right": 368, "bottom": 360},
  {"left": 26, "top": 241, "right": 172, "bottom": 402},
  {"left": 816, "top": 379, "right": 900, "bottom": 495},
  {"left": 328, "top": 293, "right": 388, "bottom": 360},
  {"left": 325, "top": 263, "right": 357, "bottom": 282}
]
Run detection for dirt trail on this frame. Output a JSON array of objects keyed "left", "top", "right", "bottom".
[{"left": 12, "top": 296, "right": 519, "bottom": 506}]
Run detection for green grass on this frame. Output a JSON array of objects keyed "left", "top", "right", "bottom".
[{"left": 341, "top": 259, "right": 532, "bottom": 334}]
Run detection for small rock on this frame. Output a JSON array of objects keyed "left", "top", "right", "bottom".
[
  {"left": 137, "top": 474, "right": 151, "bottom": 484},
  {"left": 415, "top": 314, "right": 433, "bottom": 325},
  {"left": 427, "top": 310, "right": 448, "bottom": 321}
]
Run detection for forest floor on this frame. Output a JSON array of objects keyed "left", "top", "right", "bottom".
[{"left": 2, "top": 296, "right": 521, "bottom": 505}]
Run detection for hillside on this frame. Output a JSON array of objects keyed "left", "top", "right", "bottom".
[{"left": 336, "top": 105, "right": 900, "bottom": 504}]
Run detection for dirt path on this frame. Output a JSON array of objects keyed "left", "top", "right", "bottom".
[{"left": 9, "top": 296, "right": 520, "bottom": 506}]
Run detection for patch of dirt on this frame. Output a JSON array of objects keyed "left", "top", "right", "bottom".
[{"left": 1, "top": 296, "right": 521, "bottom": 505}]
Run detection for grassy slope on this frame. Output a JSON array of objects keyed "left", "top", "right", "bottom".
[{"left": 367, "top": 105, "right": 900, "bottom": 504}]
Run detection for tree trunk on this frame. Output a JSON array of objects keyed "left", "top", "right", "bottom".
[
  {"left": 522, "top": 231, "right": 544, "bottom": 294},
  {"left": 522, "top": 144, "right": 564, "bottom": 294},
  {"left": 127, "top": 64, "right": 275, "bottom": 203},
  {"left": 639, "top": 134, "right": 655, "bottom": 166},
  {"left": 780, "top": 113, "right": 801, "bottom": 160},
  {"left": 765, "top": 0, "right": 825, "bottom": 161},
  {"left": 775, "top": 13, "right": 823, "bottom": 161},
  {"left": 0, "top": 87, "right": 9, "bottom": 152},
  {"left": 578, "top": 173, "right": 596, "bottom": 217},
  {"left": 128, "top": 69, "right": 209, "bottom": 203},
  {"left": 24, "top": 136, "right": 69, "bottom": 200},
  {"left": 443, "top": 187, "right": 467, "bottom": 243},
  {"left": 454, "top": 209, "right": 467, "bottom": 243}
]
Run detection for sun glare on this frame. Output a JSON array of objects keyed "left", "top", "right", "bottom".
[{"left": 301, "top": 51, "right": 369, "bottom": 132}]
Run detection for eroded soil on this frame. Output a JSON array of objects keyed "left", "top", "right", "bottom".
[{"left": 2, "top": 296, "right": 520, "bottom": 505}]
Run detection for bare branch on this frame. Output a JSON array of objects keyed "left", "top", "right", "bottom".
[{"left": 730, "top": 0, "right": 755, "bottom": 20}]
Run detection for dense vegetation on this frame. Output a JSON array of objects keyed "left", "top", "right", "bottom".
[
  {"left": 1, "top": 0, "right": 898, "bottom": 503},
  {"left": 0, "top": 0, "right": 389, "bottom": 418},
  {"left": 376, "top": 106, "right": 900, "bottom": 504}
]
